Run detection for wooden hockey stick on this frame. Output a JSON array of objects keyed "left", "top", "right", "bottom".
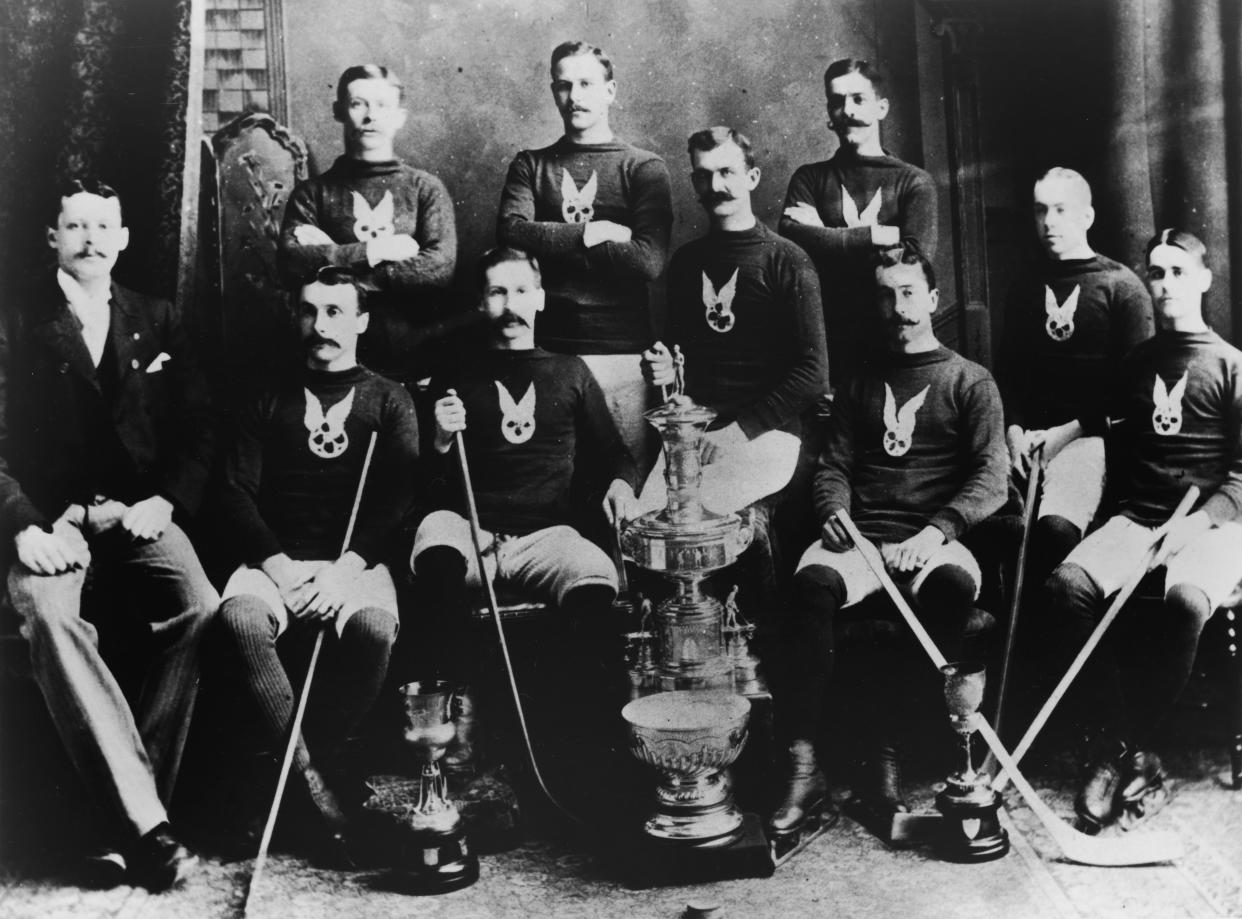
[
  {"left": 835, "top": 509, "right": 1182, "bottom": 866},
  {"left": 993, "top": 485, "right": 1199, "bottom": 793},
  {"left": 979, "top": 447, "right": 1043, "bottom": 777},
  {"left": 242, "top": 431, "right": 378, "bottom": 915}
]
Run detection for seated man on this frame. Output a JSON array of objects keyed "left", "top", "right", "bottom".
[
  {"left": 0, "top": 179, "right": 217, "bottom": 889},
  {"left": 999, "top": 168, "right": 1152, "bottom": 587},
  {"left": 771, "top": 241, "right": 1006, "bottom": 834},
  {"left": 214, "top": 268, "right": 418, "bottom": 859},
  {"left": 1034, "top": 229, "right": 1242, "bottom": 833},
  {"left": 639, "top": 126, "right": 828, "bottom": 517},
  {"left": 412, "top": 247, "right": 636, "bottom": 693},
  {"left": 280, "top": 64, "right": 456, "bottom": 385}
]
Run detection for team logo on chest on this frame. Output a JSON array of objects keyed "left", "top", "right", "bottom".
[
  {"left": 882, "top": 383, "right": 930, "bottom": 457},
  {"left": 496, "top": 381, "right": 536, "bottom": 444},
  {"left": 351, "top": 190, "right": 395, "bottom": 241},
  {"left": 1151, "top": 371, "right": 1189, "bottom": 436},
  {"left": 842, "top": 185, "right": 882, "bottom": 227},
  {"left": 702, "top": 269, "right": 739, "bottom": 333},
  {"left": 304, "top": 387, "right": 356, "bottom": 459},
  {"left": 560, "top": 170, "right": 598, "bottom": 224},
  {"left": 1044, "top": 284, "right": 1081, "bottom": 342}
]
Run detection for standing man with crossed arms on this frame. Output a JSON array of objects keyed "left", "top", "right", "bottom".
[{"left": 498, "top": 40, "right": 672, "bottom": 468}]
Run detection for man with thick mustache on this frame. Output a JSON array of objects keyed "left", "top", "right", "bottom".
[
  {"left": 411, "top": 247, "right": 637, "bottom": 699},
  {"left": 640, "top": 127, "right": 827, "bottom": 520},
  {"left": 213, "top": 267, "right": 418, "bottom": 863},
  {"left": 498, "top": 40, "right": 672, "bottom": 468},
  {"left": 0, "top": 179, "right": 216, "bottom": 889},
  {"left": 779, "top": 59, "right": 937, "bottom": 381}
]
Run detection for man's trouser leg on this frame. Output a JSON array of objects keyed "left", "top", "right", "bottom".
[{"left": 9, "top": 538, "right": 166, "bottom": 837}]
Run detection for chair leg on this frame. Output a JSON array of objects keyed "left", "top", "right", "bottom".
[{"left": 1227, "top": 608, "right": 1242, "bottom": 791}]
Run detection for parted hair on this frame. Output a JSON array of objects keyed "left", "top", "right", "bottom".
[
  {"left": 52, "top": 177, "right": 121, "bottom": 224},
  {"left": 875, "top": 239, "right": 937, "bottom": 290},
  {"left": 335, "top": 64, "right": 404, "bottom": 106},
  {"left": 824, "top": 58, "right": 886, "bottom": 96},
  {"left": 309, "top": 266, "right": 368, "bottom": 312},
  {"left": 1147, "top": 228, "right": 1208, "bottom": 268},
  {"left": 477, "top": 246, "right": 543, "bottom": 290},
  {"left": 550, "top": 41, "right": 614, "bottom": 81},
  {"left": 687, "top": 126, "right": 756, "bottom": 169}
]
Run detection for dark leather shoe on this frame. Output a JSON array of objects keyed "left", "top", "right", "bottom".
[
  {"left": 128, "top": 823, "right": 196, "bottom": 891},
  {"left": 1074, "top": 740, "right": 1128, "bottom": 834},
  {"left": 79, "top": 847, "right": 127, "bottom": 889},
  {"left": 769, "top": 740, "right": 828, "bottom": 834},
  {"left": 869, "top": 744, "right": 909, "bottom": 815},
  {"left": 1116, "top": 750, "right": 1168, "bottom": 831}
]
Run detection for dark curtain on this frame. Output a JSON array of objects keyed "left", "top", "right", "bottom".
[
  {"left": 0, "top": 0, "right": 193, "bottom": 303},
  {"left": 1100, "top": 0, "right": 1242, "bottom": 340}
]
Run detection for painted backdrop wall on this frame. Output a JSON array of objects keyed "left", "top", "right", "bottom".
[{"left": 282, "top": 0, "right": 955, "bottom": 317}]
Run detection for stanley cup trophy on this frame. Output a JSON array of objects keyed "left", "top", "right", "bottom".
[
  {"left": 935, "top": 663, "right": 1010, "bottom": 862},
  {"left": 397, "top": 681, "right": 479, "bottom": 893},
  {"left": 619, "top": 349, "right": 762, "bottom": 856},
  {"left": 620, "top": 348, "right": 755, "bottom": 693}
]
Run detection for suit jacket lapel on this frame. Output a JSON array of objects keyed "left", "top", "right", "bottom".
[{"left": 29, "top": 286, "right": 100, "bottom": 391}]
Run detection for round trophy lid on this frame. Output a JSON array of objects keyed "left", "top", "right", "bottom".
[{"left": 644, "top": 396, "right": 716, "bottom": 427}]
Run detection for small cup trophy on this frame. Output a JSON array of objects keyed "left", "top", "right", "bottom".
[
  {"left": 397, "top": 680, "right": 479, "bottom": 893},
  {"left": 934, "top": 663, "right": 1009, "bottom": 862}
]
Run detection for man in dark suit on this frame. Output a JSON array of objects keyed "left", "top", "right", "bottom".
[{"left": 0, "top": 179, "right": 217, "bottom": 890}]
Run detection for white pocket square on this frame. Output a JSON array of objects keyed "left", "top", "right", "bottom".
[{"left": 146, "top": 352, "right": 171, "bottom": 373}]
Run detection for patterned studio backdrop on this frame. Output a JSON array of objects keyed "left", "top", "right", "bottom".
[{"left": 0, "top": 0, "right": 192, "bottom": 303}]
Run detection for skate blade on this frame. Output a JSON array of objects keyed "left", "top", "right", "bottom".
[
  {"left": 843, "top": 795, "right": 914, "bottom": 848},
  {"left": 769, "top": 800, "right": 839, "bottom": 866}
]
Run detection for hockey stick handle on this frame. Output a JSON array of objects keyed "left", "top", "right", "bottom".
[
  {"left": 993, "top": 484, "right": 1199, "bottom": 792},
  {"left": 245, "top": 430, "right": 378, "bottom": 914}
]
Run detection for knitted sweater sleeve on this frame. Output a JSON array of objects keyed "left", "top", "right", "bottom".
[
  {"left": 348, "top": 384, "right": 421, "bottom": 565},
  {"left": 218, "top": 394, "right": 284, "bottom": 566},
  {"left": 997, "top": 280, "right": 1033, "bottom": 430},
  {"left": 497, "top": 151, "right": 588, "bottom": 260},
  {"left": 578, "top": 365, "right": 639, "bottom": 492},
  {"left": 900, "top": 170, "right": 939, "bottom": 260},
  {"left": 373, "top": 173, "right": 457, "bottom": 292},
  {"left": 778, "top": 167, "right": 873, "bottom": 258},
  {"left": 928, "top": 375, "right": 1008, "bottom": 541},
  {"left": 1111, "top": 269, "right": 1155, "bottom": 355},
  {"left": 812, "top": 388, "right": 857, "bottom": 524},
  {"left": 582, "top": 157, "right": 672, "bottom": 282},
  {"left": 278, "top": 180, "right": 373, "bottom": 284},
  {"left": 1202, "top": 358, "right": 1242, "bottom": 525},
  {"left": 735, "top": 250, "right": 829, "bottom": 438}
]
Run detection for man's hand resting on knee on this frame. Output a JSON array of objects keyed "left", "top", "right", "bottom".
[
  {"left": 883, "top": 525, "right": 945, "bottom": 574},
  {"left": 15, "top": 516, "right": 90, "bottom": 575},
  {"left": 289, "top": 552, "right": 367, "bottom": 622}
]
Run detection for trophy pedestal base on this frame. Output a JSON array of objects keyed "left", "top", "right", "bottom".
[
  {"left": 934, "top": 789, "right": 1009, "bottom": 863},
  {"left": 615, "top": 812, "right": 774, "bottom": 888},
  {"left": 394, "top": 826, "right": 480, "bottom": 895}
]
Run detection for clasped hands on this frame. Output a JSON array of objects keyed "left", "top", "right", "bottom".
[
  {"left": 821, "top": 515, "right": 945, "bottom": 575},
  {"left": 262, "top": 552, "right": 366, "bottom": 623}
]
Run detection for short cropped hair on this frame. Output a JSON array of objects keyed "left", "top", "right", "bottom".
[
  {"left": 307, "top": 266, "right": 368, "bottom": 312},
  {"left": 1035, "top": 167, "right": 1093, "bottom": 206},
  {"left": 1146, "top": 228, "right": 1208, "bottom": 268},
  {"left": 335, "top": 65, "right": 404, "bottom": 105},
  {"left": 824, "top": 58, "right": 886, "bottom": 97},
  {"left": 550, "top": 41, "right": 613, "bottom": 81},
  {"left": 687, "top": 126, "right": 756, "bottom": 169},
  {"left": 477, "top": 246, "right": 542, "bottom": 290},
  {"left": 52, "top": 177, "right": 121, "bottom": 224},
  {"left": 875, "top": 239, "right": 936, "bottom": 290}
]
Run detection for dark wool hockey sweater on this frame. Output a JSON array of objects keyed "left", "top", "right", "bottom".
[
  {"left": 664, "top": 222, "right": 829, "bottom": 439},
  {"left": 813, "top": 347, "right": 1007, "bottom": 543},
  {"left": 429, "top": 348, "right": 638, "bottom": 535},
  {"left": 779, "top": 149, "right": 937, "bottom": 382},
  {"left": 219, "top": 365, "right": 420, "bottom": 565},
  {"left": 1083, "top": 330, "right": 1242, "bottom": 528},
  {"left": 279, "top": 157, "right": 457, "bottom": 383},
  {"left": 999, "top": 253, "right": 1153, "bottom": 430},
  {"left": 497, "top": 138, "right": 672, "bottom": 354}
]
